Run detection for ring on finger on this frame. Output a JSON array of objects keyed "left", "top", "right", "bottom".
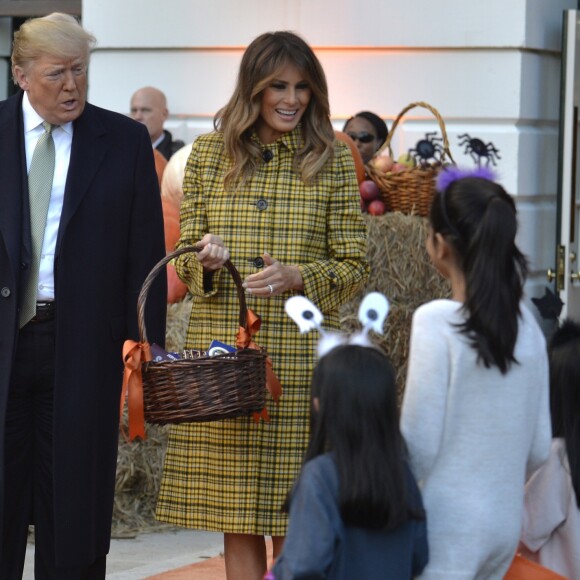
[{"left": 268, "top": 284, "right": 274, "bottom": 294}]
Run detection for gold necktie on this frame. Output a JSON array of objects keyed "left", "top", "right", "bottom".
[{"left": 20, "top": 122, "right": 56, "bottom": 328}]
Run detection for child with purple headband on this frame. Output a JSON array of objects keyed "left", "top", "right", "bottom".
[{"left": 401, "top": 167, "right": 551, "bottom": 578}]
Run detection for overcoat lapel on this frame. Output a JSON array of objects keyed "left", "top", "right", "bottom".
[{"left": 57, "top": 103, "right": 107, "bottom": 251}]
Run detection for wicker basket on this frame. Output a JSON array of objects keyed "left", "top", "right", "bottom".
[
  {"left": 137, "top": 246, "right": 267, "bottom": 424},
  {"left": 365, "top": 101, "right": 455, "bottom": 216}
]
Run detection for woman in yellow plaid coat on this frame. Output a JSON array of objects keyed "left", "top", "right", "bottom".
[{"left": 156, "top": 31, "right": 369, "bottom": 579}]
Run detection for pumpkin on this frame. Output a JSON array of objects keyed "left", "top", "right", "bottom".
[
  {"left": 160, "top": 142, "right": 192, "bottom": 211},
  {"left": 162, "top": 198, "right": 180, "bottom": 252},
  {"left": 154, "top": 149, "right": 168, "bottom": 188},
  {"left": 167, "top": 263, "right": 188, "bottom": 304},
  {"left": 161, "top": 197, "right": 188, "bottom": 303}
]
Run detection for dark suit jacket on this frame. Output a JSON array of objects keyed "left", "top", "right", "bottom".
[{"left": 0, "top": 92, "right": 167, "bottom": 566}]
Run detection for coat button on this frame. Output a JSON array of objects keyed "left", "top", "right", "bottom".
[
  {"left": 1, "top": 287, "right": 11, "bottom": 298},
  {"left": 256, "top": 199, "right": 268, "bottom": 211},
  {"left": 253, "top": 257, "right": 265, "bottom": 268},
  {"left": 21, "top": 262, "right": 28, "bottom": 270}
]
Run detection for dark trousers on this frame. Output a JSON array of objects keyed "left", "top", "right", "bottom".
[{"left": 1, "top": 319, "right": 106, "bottom": 580}]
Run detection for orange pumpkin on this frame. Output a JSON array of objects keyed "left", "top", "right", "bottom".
[
  {"left": 335, "top": 130, "right": 366, "bottom": 185},
  {"left": 154, "top": 149, "right": 168, "bottom": 187},
  {"left": 162, "top": 198, "right": 180, "bottom": 252},
  {"left": 161, "top": 197, "right": 188, "bottom": 303},
  {"left": 167, "top": 263, "right": 188, "bottom": 304}
]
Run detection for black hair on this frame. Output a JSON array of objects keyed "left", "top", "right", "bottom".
[
  {"left": 298, "top": 345, "right": 424, "bottom": 529},
  {"left": 548, "top": 318, "right": 580, "bottom": 507},
  {"left": 343, "top": 111, "right": 389, "bottom": 147},
  {"left": 430, "top": 177, "right": 528, "bottom": 373}
]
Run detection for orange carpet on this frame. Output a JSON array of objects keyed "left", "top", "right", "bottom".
[
  {"left": 145, "top": 553, "right": 226, "bottom": 580},
  {"left": 146, "top": 540, "right": 273, "bottom": 580}
]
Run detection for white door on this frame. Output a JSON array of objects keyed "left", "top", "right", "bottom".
[{"left": 554, "top": 10, "right": 580, "bottom": 320}]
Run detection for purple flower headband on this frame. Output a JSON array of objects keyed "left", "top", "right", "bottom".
[{"left": 436, "top": 166, "right": 497, "bottom": 192}]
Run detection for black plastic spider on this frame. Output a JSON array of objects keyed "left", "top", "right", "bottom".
[
  {"left": 408, "top": 132, "right": 445, "bottom": 166},
  {"left": 458, "top": 134, "right": 501, "bottom": 167}
]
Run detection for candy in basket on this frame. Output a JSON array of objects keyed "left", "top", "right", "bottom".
[{"left": 121, "top": 246, "right": 280, "bottom": 440}]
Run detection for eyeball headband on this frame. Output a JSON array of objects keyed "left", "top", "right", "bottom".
[{"left": 285, "top": 292, "right": 389, "bottom": 358}]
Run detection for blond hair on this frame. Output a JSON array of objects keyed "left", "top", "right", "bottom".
[
  {"left": 11, "top": 12, "right": 96, "bottom": 80},
  {"left": 215, "top": 31, "right": 335, "bottom": 190}
]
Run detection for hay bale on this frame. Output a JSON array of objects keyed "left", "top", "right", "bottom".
[
  {"left": 113, "top": 423, "right": 171, "bottom": 536},
  {"left": 164, "top": 295, "right": 193, "bottom": 353},
  {"left": 113, "top": 297, "right": 192, "bottom": 535},
  {"left": 340, "top": 213, "right": 450, "bottom": 398}
]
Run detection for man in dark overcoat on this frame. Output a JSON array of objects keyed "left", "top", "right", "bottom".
[{"left": 0, "top": 13, "right": 167, "bottom": 579}]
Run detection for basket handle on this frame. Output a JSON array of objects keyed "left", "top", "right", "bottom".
[
  {"left": 374, "top": 101, "right": 455, "bottom": 164},
  {"left": 137, "top": 245, "right": 250, "bottom": 345}
]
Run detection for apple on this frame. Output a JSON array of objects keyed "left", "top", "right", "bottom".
[
  {"left": 359, "top": 179, "right": 381, "bottom": 201},
  {"left": 397, "top": 153, "right": 416, "bottom": 168},
  {"left": 391, "top": 162, "right": 408, "bottom": 173},
  {"left": 360, "top": 197, "right": 367, "bottom": 212},
  {"left": 372, "top": 155, "right": 394, "bottom": 173},
  {"left": 367, "top": 199, "right": 386, "bottom": 216}
]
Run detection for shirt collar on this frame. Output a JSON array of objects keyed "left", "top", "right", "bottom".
[
  {"left": 252, "top": 123, "right": 304, "bottom": 154},
  {"left": 22, "top": 91, "right": 73, "bottom": 136},
  {"left": 152, "top": 131, "right": 165, "bottom": 149}
]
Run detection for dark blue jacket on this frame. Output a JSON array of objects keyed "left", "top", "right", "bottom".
[{"left": 272, "top": 453, "right": 428, "bottom": 579}]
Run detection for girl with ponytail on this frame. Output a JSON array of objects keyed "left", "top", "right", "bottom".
[{"left": 401, "top": 168, "right": 552, "bottom": 579}]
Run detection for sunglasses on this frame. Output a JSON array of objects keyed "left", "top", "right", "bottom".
[{"left": 346, "top": 131, "right": 377, "bottom": 144}]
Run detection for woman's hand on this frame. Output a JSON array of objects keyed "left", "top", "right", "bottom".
[
  {"left": 195, "top": 233, "right": 230, "bottom": 271},
  {"left": 243, "top": 252, "right": 304, "bottom": 297}
]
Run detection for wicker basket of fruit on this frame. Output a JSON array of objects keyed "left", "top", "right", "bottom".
[{"left": 364, "top": 101, "right": 455, "bottom": 216}]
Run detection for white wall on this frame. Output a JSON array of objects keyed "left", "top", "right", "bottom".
[
  {"left": 83, "top": 0, "right": 575, "bottom": 312},
  {"left": 83, "top": 0, "right": 569, "bottom": 50}
]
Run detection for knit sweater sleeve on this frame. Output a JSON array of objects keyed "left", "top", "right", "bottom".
[
  {"left": 401, "top": 302, "right": 451, "bottom": 483},
  {"left": 520, "top": 439, "right": 570, "bottom": 552}
]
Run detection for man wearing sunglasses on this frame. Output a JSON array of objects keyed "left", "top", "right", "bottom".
[{"left": 343, "top": 111, "right": 388, "bottom": 164}]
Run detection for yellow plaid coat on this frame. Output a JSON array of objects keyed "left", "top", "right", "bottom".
[{"left": 156, "top": 127, "right": 369, "bottom": 535}]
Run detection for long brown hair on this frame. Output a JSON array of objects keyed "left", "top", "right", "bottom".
[{"left": 215, "top": 31, "right": 335, "bottom": 190}]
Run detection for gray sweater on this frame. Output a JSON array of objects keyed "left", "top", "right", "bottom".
[{"left": 401, "top": 300, "right": 551, "bottom": 579}]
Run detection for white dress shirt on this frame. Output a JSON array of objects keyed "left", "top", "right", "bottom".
[
  {"left": 151, "top": 132, "right": 164, "bottom": 149},
  {"left": 22, "top": 92, "right": 73, "bottom": 301}
]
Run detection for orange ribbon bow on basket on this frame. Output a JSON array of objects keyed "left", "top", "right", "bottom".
[
  {"left": 120, "top": 340, "right": 152, "bottom": 441},
  {"left": 236, "top": 308, "right": 282, "bottom": 422}
]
